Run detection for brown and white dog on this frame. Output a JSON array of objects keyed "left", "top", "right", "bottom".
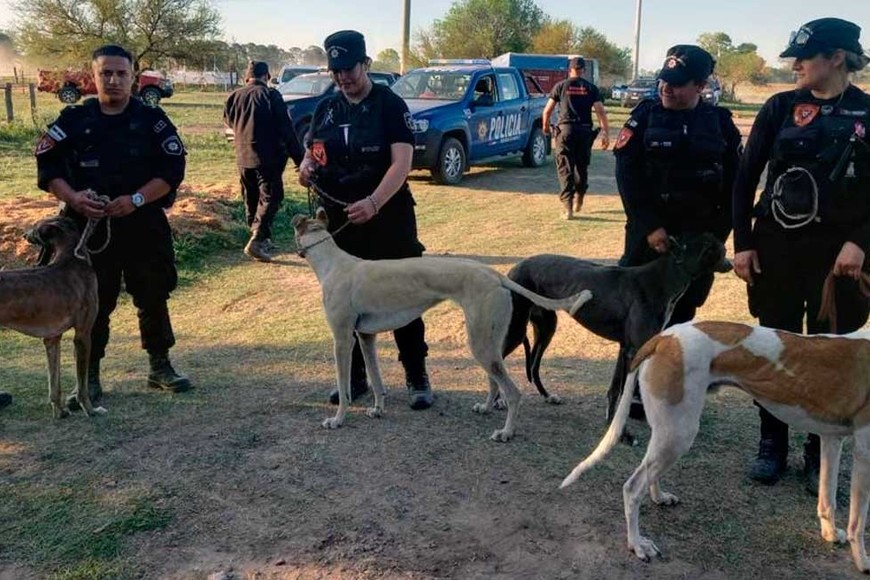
[
  {"left": 292, "top": 210, "right": 592, "bottom": 441},
  {"left": 1, "top": 217, "right": 105, "bottom": 418},
  {"left": 561, "top": 320, "right": 870, "bottom": 573}
]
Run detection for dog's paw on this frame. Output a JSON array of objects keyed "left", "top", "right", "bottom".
[
  {"left": 55, "top": 408, "right": 71, "bottom": 419},
  {"left": 366, "top": 406, "right": 383, "bottom": 418},
  {"left": 490, "top": 428, "right": 514, "bottom": 442},
  {"left": 472, "top": 403, "right": 491, "bottom": 415},
  {"left": 822, "top": 527, "right": 847, "bottom": 544},
  {"left": 652, "top": 491, "right": 679, "bottom": 506},
  {"left": 545, "top": 394, "right": 562, "bottom": 405},
  {"left": 86, "top": 406, "right": 108, "bottom": 417},
  {"left": 629, "top": 536, "right": 661, "bottom": 562},
  {"left": 492, "top": 398, "right": 508, "bottom": 411},
  {"left": 322, "top": 417, "right": 343, "bottom": 429}
]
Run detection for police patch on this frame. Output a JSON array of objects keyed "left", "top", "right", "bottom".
[
  {"left": 153, "top": 120, "right": 167, "bottom": 133},
  {"left": 793, "top": 103, "right": 820, "bottom": 127},
  {"left": 404, "top": 112, "right": 415, "bottom": 132},
  {"left": 47, "top": 125, "right": 67, "bottom": 142},
  {"left": 614, "top": 127, "right": 634, "bottom": 150},
  {"left": 161, "top": 136, "right": 184, "bottom": 156},
  {"left": 311, "top": 141, "right": 327, "bottom": 166},
  {"left": 35, "top": 135, "right": 56, "bottom": 156}
]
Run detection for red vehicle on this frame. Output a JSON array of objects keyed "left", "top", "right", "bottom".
[{"left": 37, "top": 69, "right": 174, "bottom": 105}]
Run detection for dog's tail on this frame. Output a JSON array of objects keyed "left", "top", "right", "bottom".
[
  {"left": 501, "top": 277, "right": 592, "bottom": 315},
  {"left": 560, "top": 367, "right": 639, "bottom": 490}
]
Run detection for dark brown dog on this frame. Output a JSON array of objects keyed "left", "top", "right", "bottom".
[{"left": 1, "top": 216, "right": 105, "bottom": 418}]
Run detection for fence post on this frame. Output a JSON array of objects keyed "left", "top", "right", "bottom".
[
  {"left": 4, "top": 83, "right": 12, "bottom": 122},
  {"left": 29, "top": 83, "right": 37, "bottom": 115}
]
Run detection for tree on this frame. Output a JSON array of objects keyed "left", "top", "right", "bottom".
[
  {"left": 697, "top": 31, "right": 766, "bottom": 99},
  {"left": 12, "top": 0, "right": 221, "bottom": 70},
  {"left": 697, "top": 32, "right": 733, "bottom": 59},
  {"left": 529, "top": 21, "right": 631, "bottom": 84},
  {"left": 530, "top": 19, "right": 578, "bottom": 54},
  {"left": 418, "top": 0, "right": 545, "bottom": 59},
  {"left": 0, "top": 31, "right": 17, "bottom": 63},
  {"left": 372, "top": 48, "right": 401, "bottom": 72},
  {"left": 300, "top": 46, "right": 326, "bottom": 66}
]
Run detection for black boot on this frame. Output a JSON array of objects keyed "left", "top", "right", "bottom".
[
  {"left": 67, "top": 361, "right": 103, "bottom": 411},
  {"left": 147, "top": 351, "right": 192, "bottom": 392},
  {"left": 404, "top": 359, "right": 433, "bottom": 410},
  {"left": 804, "top": 434, "right": 821, "bottom": 496},
  {"left": 329, "top": 346, "right": 369, "bottom": 405},
  {"left": 0, "top": 391, "right": 12, "bottom": 409},
  {"left": 749, "top": 407, "right": 789, "bottom": 484}
]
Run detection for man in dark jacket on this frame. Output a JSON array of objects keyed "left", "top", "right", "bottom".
[{"left": 224, "top": 61, "right": 304, "bottom": 261}]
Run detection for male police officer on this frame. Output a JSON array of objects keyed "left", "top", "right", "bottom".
[
  {"left": 36, "top": 44, "right": 191, "bottom": 408},
  {"left": 542, "top": 57, "right": 610, "bottom": 219},
  {"left": 614, "top": 45, "right": 741, "bottom": 415},
  {"left": 224, "top": 60, "right": 303, "bottom": 262}
]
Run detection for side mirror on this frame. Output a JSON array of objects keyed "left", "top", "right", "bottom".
[{"left": 270, "top": 78, "right": 279, "bottom": 85}]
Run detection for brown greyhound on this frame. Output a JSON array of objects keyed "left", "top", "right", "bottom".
[{"left": 1, "top": 216, "right": 106, "bottom": 418}]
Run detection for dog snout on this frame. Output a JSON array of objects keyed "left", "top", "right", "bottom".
[
  {"left": 24, "top": 228, "right": 39, "bottom": 244},
  {"left": 714, "top": 257, "right": 734, "bottom": 274}
]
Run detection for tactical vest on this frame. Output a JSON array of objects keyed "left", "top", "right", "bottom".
[
  {"left": 760, "top": 91, "right": 870, "bottom": 228},
  {"left": 70, "top": 99, "right": 175, "bottom": 208},
  {"left": 642, "top": 104, "right": 726, "bottom": 220}
]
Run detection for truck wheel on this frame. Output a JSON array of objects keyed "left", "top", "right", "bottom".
[
  {"left": 432, "top": 137, "right": 465, "bottom": 185},
  {"left": 58, "top": 86, "right": 80, "bottom": 104},
  {"left": 140, "top": 87, "right": 162, "bottom": 105},
  {"left": 522, "top": 126, "right": 547, "bottom": 167}
]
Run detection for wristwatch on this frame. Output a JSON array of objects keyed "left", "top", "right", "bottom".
[{"left": 130, "top": 192, "right": 146, "bottom": 208}]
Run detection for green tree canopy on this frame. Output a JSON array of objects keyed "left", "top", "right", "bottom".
[
  {"left": 530, "top": 21, "right": 630, "bottom": 83},
  {"left": 372, "top": 48, "right": 401, "bottom": 72},
  {"left": 12, "top": 0, "right": 221, "bottom": 70},
  {"left": 697, "top": 31, "right": 767, "bottom": 99}
]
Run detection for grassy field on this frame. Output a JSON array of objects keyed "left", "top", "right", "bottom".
[{"left": 0, "top": 86, "right": 863, "bottom": 579}]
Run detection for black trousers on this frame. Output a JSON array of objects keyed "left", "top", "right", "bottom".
[
  {"left": 240, "top": 160, "right": 287, "bottom": 240},
  {"left": 89, "top": 211, "right": 178, "bottom": 365},
  {"left": 749, "top": 219, "right": 870, "bottom": 442},
  {"left": 554, "top": 125, "right": 595, "bottom": 203}
]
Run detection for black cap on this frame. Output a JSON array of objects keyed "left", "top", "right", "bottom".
[
  {"left": 324, "top": 30, "right": 367, "bottom": 71},
  {"left": 659, "top": 45, "right": 715, "bottom": 85},
  {"left": 568, "top": 56, "right": 586, "bottom": 70},
  {"left": 245, "top": 60, "right": 269, "bottom": 80},
  {"left": 780, "top": 18, "right": 865, "bottom": 59}
]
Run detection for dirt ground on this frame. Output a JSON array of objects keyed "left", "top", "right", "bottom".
[{"left": 0, "top": 160, "right": 861, "bottom": 579}]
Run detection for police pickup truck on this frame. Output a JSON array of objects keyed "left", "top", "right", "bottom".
[{"left": 392, "top": 60, "right": 550, "bottom": 185}]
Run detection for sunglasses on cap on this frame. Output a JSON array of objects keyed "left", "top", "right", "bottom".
[{"left": 788, "top": 26, "right": 814, "bottom": 47}]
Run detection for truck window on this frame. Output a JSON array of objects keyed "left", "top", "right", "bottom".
[
  {"left": 496, "top": 73, "right": 520, "bottom": 102},
  {"left": 473, "top": 75, "right": 496, "bottom": 103}
]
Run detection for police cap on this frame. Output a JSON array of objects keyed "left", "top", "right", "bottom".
[
  {"left": 780, "top": 18, "right": 865, "bottom": 60},
  {"left": 659, "top": 45, "right": 715, "bottom": 86},
  {"left": 245, "top": 60, "right": 269, "bottom": 81},
  {"left": 568, "top": 56, "right": 586, "bottom": 70},
  {"left": 324, "top": 30, "right": 368, "bottom": 71}
]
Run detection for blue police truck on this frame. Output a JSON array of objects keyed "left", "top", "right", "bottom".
[{"left": 391, "top": 60, "right": 550, "bottom": 185}]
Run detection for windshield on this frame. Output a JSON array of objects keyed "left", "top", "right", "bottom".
[
  {"left": 280, "top": 74, "right": 333, "bottom": 96},
  {"left": 392, "top": 70, "right": 471, "bottom": 101},
  {"left": 630, "top": 79, "right": 657, "bottom": 89}
]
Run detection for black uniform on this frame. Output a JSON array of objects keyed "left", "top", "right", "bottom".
[
  {"left": 616, "top": 98, "right": 741, "bottom": 321},
  {"left": 36, "top": 97, "right": 186, "bottom": 365},
  {"left": 548, "top": 77, "right": 602, "bottom": 202},
  {"left": 224, "top": 79, "right": 303, "bottom": 240},
  {"left": 307, "top": 82, "right": 428, "bottom": 370},
  {"left": 733, "top": 86, "right": 870, "bottom": 446}
]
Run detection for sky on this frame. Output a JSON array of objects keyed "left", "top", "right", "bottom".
[{"left": 2, "top": 0, "right": 870, "bottom": 74}]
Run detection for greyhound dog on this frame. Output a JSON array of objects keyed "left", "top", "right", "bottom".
[
  {"left": 0, "top": 216, "right": 105, "bottom": 418},
  {"left": 292, "top": 210, "right": 592, "bottom": 441},
  {"left": 561, "top": 320, "right": 870, "bottom": 574},
  {"left": 503, "top": 233, "right": 727, "bottom": 415}
]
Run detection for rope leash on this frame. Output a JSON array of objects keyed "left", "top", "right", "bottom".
[
  {"left": 73, "top": 191, "right": 112, "bottom": 261},
  {"left": 294, "top": 219, "right": 353, "bottom": 257}
]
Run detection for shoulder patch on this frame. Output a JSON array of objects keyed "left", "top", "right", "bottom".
[
  {"left": 614, "top": 127, "right": 634, "bottom": 150},
  {"left": 153, "top": 119, "right": 167, "bottom": 133},
  {"left": 47, "top": 125, "right": 67, "bottom": 142},
  {"left": 161, "top": 136, "right": 184, "bottom": 156},
  {"left": 793, "top": 103, "right": 820, "bottom": 127},
  {"left": 404, "top": 111, "right": 415, "bottom": 132},
  {"left": 35, "top": 135, "right": 56, "bottom": 156}
]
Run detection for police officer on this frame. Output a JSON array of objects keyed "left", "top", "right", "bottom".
[
  {"left": 224, "top": 60, "right": 303, "bottom": 262},
  {"left": 733, "top": 18, "right": 870, "bottom": 493},
  {"left": 298, "top": 30, "right": 433, "bottom": 410},
  {"left": 614, "top": 45, "right": 742, "bottom": 415},
  {"left": 542, "top": 57, "right": 610, "bottom": 219},
  {"left": 35, "top": 44, "right": 191, "bottom": 408}
]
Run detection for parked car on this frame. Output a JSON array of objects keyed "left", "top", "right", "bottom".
[
  {"left": 271, "top": 65, "right": 320, "bottom": 88},
  {"left": 620, "top": 77, "right": 658, "bottom": 108},
  {"left": 392, "top": 61, "right": 549, "bottom": 185},
  {"left": 610, "top": 82, "right": 628, "bottom": 100},
  {"left": 37, "top": 69, "right": 173, "bottom": 105},
  {"left": 224, "top": 71, "right": 400, "bottom": 143},
  {"left": 701, "top": 77, "right": 723, "bottom": 106}
]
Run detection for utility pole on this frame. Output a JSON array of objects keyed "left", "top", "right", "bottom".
[
  {"left": 401, "top": 0, "right": 411, "bottom": 74},
  {"left": 633, "top": 0, "right": 643, "bottom": 80}
]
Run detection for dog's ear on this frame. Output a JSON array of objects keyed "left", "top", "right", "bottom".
[
  {"left": 315, "top": 207, "right": 328, "bottom": 227},
  {"left": 290, "top": 214, "right": 308, "bottom": 230}
]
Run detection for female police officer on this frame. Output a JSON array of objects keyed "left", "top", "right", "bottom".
[
  {"left": 299, "top": 30, "right": 433, "bottom": 410},
  {"left": 733, "top": 18, "right": 870, "bottom": 492}
]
